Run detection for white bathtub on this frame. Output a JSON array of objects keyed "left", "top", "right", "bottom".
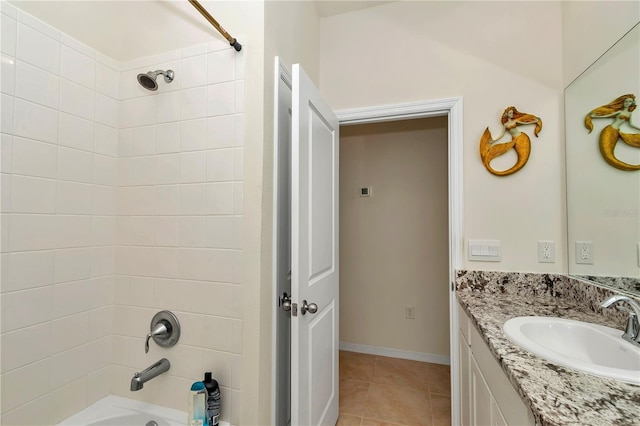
[{"left": 58, "top": 395, "right": 230, "bottom": 426}]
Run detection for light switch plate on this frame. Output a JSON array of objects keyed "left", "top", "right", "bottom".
[{"left": 468, "top": 240, "right": 501, "bottom": 262}]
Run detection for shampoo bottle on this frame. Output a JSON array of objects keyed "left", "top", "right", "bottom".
[
  {"left": 188, "top": 381, "right": 209, "bottom": 426},
  {"left": 203, "top": 372, "right": 221, "bottom": 426}
]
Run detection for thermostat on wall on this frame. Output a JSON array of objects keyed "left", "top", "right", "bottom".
[{"left": 359, "top": 187, "right": 371, "bottom": 197}]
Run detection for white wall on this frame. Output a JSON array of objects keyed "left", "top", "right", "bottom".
[
  {"left": 562, "top": 1, "right": 640, "bottom": 87},
  {"left": 340, "top": 117, "right": 450, "bottom": 358},
  {"left": 320, "top": 1, "right": 566, "bottom": 274},
  {"left": 1, "top": 3, "right": 116, "bottom": 422}
]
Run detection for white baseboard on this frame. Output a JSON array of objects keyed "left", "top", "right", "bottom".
[{"left": 339, "top": 341, "right": 450, "bottom": 366}]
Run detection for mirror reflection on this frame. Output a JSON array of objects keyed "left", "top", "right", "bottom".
[{"left": 565, "top": 23, "right": 640, "bottom": 296}]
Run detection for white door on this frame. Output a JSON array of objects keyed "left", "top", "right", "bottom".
[{"left": 290, "top": 63, "right": 339, "bottom": 426}]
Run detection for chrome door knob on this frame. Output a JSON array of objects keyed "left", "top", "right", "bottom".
[
  {"left": 301, "top": 300, "right": 318, "bottom": 315},
  {"left": 280, "top": 292, "right": 292, "bottom": 312}
]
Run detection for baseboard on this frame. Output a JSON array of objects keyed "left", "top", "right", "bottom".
[{"left": 339, "top": 341, "right": 450, "bottom": 366}]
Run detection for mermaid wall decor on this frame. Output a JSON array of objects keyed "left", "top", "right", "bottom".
[
  {"left": 585, "top": 94, "right": 640, "bottom": 171},
  {"left": 479, "top": 106, "right": 543, "bottom": 176}
]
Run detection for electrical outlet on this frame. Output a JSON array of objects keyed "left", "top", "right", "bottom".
[
  {"left": 575, "top": 241, "right": 594, "bottom": 264},
  {"left": 405, "top": 305, "right": 415, "bottom": 320},
  {"left": 537, "top": 241, "right": 555, "bottom": 263}
]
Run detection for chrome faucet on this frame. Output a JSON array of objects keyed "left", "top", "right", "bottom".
[
  {"left": 600, "top": 294, "right": 640, "bottom": 348},
  {"left": 130, "top": 358, "right": 170, "bottom": 391}
]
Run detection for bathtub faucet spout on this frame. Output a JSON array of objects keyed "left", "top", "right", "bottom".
[{"left": 130, "top": 358, "right": 170, "bottom": 391}]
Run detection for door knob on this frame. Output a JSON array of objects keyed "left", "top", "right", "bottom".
[
  {"left": 280, "top": 292, "right": 292, "bottom": 312},
  {"left": 301, "top": 300, "right": 318, "bottom": 315}
]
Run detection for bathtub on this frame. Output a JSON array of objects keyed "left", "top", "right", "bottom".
[{"left": 58, "top": 395, "right": 230, "bottom": 426}]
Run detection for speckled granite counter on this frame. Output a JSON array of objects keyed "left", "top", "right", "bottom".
[{"left": 455, "top": 270, "right": 640, "bottom": 426}]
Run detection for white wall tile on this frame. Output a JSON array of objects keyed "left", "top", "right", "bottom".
[
  {"left": 52, "top": 312, "right": 89, "bottom": 353},
  {"left": 93, "top": 154, "right": 117, "bottom": 186},
  {"left": 1, "top": 286, "right": 53, "bottom": 332},
  {"left": 115, "top": 246, "right": 154, "bottom": 277},
  {"left": 154, "top": 216, "right": 179, "bottom": 247},
  {"left": 54, "top": 248, "right": 91, "bottom": 284},
  {"left": 205, "top": 216, "right": 241, "bottom": 249},
  {"left": 235, "top": 49, "right": 245, "bottom": 81},
  {"left": 86, "top": 337, "right": 111, "bottom": 374},
  {"left": 1, "top": 133, "right": 12, "bottom": 173},
  {"left": 95, "top": 93, "right": 119, "bottom": 128},
  {"left": 17, "top": 11, "right": 60, "bottom": 41},
  {"left": 48, "top": 377, "right": 87, "bottom": 425},
  {"left": 200, "top": 282, "right": 242, "bottom": 319},
  {"left": 96, "top": 62, "right": 119, "bottom": 99},
  {"left": 206, "top": 149, "right": 234, "bottom": 182},
  {"left": 91, "top": 246, "right": 115, "bottom": 277},
  {"left": 49, "top": 346, "right": 88, "bottom": 390},
  {"left": 96, "top": 52, "right": 119, "bottom": 71},
  {"left": 61, "top": 45, "right": 95, "bottom": 89},
  {"left": 86, "top": 367, "right": 110, "bottom": 406},
  {"left": 154, "top": 185, "right": 180, "bottom": 216},
  {"left": 202, "top": 350, "right": 241, "bottom": 389},
  {"left": 182, "top": 43, "right": 207, "bottom": 58},
  {"left": 5, "top": 250, "right": 55, "bottom": 292},
  {"left": 55, "top": 215, "right": 92, "bottom": 248},
  {"left": 9, "top": 214, "right": 58, "bottom": 251},
  {"left": 94, "top": 124, "right": 118, "bottom": 157},
  {"left": 16, "top": 23, "right": 59, "bottom": 74},
  {"left": 207, "top": 50, "right": 235, "bottom": 84},
  {"left": 1, "top": 172, "right": 10, "bottom": 213},
  {"left": 13, "top": 99, "right": 58, "bottom": 144},
  {"left": 61, "top": 34, "right": 95, "bottom": 59},
  {"left": 134, "top": 96, "right": 156, "bottom": 127},
  {"left": 58, "top": 147, "right": 93, "bottom": 183},
  {"left": 234, "top": 114, "right": 243, "bottom": 147},
  {"left": 179, "top": 183, "right": 207, "bottom": 215},
  {"left": 1, "top": 54, "right": 16, "bottom": 95},
  {"left": 178, "top": 248, "right": 233, "bottom": 282},
  {"left": 113, "top": 276, "right": 154, "bottom": 308},
  {"left": 132, "top": 125, "right": 155, "bottom": 156},
  {"left": 56, "top": 181, "right": 93, "bottom": 215},
  {"left": 179, "top": 216, "right": 205, "bottom": 248},
  {"left": 181, "top": 54, "right": 207, "bottom": 89},
  {"left": 156, "top": 90, "right": 181, "bottom": 124},
  {"left": 119, "top": 98, "right": 135, "bottom": 128},
  {"left": 206, "top": 82, "right": 234, "bottom": 117},
  {"left": 52, "top": 280, "right": 90, "bottom": 319},
  {"left": 89, "top": 306, "right": 112, "bottom": 338},
  {"left": 167, "top": 343, "right": 203, "bottom": 379},
  {"left": 91, "top": 216, "right": 116, "bottom": 246},
  {"left": 206, "top": 116, "right": 234, "bottom": 149},
  {"left": 118, "top": 128, "right": 133, "bottom": 157},
  {"left": 206, "top": 182, "right": 234, "bottom": 215},
  {"left": 59, "top": 112, "right": 94, "bottom": 152},
  {"left": 234, "top": 148, "right": 244, "bottom": 180},
  {"left": 118, "top": 186, "right": 155, "bottom": 216},
  {"left": 92, "top": 186, "right": 117, "bottom": 216},
  {"left": 1, "top": 322, "right": 52, "bottom": 373},
  {"left": 156, "top": 122, "right": 181, "bottom": 154},
  {"left": 207, "top": 38, "right": 228, "bottom": 53},
  {"left": 60, "top": 79, "right": 94, "bottom": 120},
  {"left": 0, "top": 358, "right": 52, "bottom": 412},
  {"left": 180, "top": 152, "right": 206, "bottom": 183},
  {"left": 119, "top": 156, "right": 154, "bottom": 186},
  {"left": 1, "top": 213, "right": 9, "bottom": 253},
  {"left": 181, "top": 118, "right": 206, "bottom": 152},
  {"left": 87, "top": 276, "right": 113, "bottom": 309},
  {"left": 153, "top": 247, "right": 179, "bottom": 278},
  {"left": 10, "top": 175, "right": 56, "bottom": 213},
  {"left": 234, "top": 80, "right": 244, "bottom": 113},
  {"left": 181, "top": 86, "right": 206, "bottom": 120},
  {"left": 15, "top": 60, "right": 59, "bottom": 109},
  {"left": 1, "top": 14, "right": 17, "bottom": 56},
  {"left": 232, "top": 182, "right": 243, "bottom": 214},
  {"left": 1, "top": 93, "right": 13, "bottom": 137},
  {"left": 155, "top": 153, "right": 180, "bottom": 185}
]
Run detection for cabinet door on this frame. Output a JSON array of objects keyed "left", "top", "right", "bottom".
[
  {"left": 492, "top": 399, "right": 508, "bottom": 426},
  {"left": 471, "top": 356, "right": 492, "bottom": 426},
  {"left": 459, "top": 332, "right": 472, "bottom": 426}
]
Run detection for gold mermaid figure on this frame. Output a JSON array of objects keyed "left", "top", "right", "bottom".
[
  {"left": 585, "top": 94, "right": 640, "bottom": 171},
  {"left": 479, "top": 106, "right": 542, "bottom": 176}
]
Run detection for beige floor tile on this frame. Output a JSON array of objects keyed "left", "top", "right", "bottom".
[
  {"left": 339, "top": 380, "right": 370, "bottom": 417},
  {"left": 340, "top": 351, "right": 376, "bottom": 382},
  {"left": 430, "top": 393, "right": 452, "bottom": 426},
  {"left": 363, "top": 384, "right": 432, "bottom": 426},
  {"left": 337, "top": 413, "right": 362, "bottom": 425},
  {"left": 372, "top": 356, "right": 429, "bottom": 391},
  {"left": 361, "top": 418, "right": 408, "bottom": 426},
  {"left": 426, "top": 363, "right": 451, "bottom": 396}
]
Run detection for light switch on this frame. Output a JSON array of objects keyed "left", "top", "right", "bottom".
[{"left": 468, "top": 240, "right": 501, "bottom": 262}]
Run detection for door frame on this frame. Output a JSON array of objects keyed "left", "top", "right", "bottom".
[
  {"left": 335, "top": 98, "right": 464, "bottom": 426},
  {"left": 271, "top": 84, "right": 464, "bottom": 424}
]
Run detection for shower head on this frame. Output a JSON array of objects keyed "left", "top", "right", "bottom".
[{"left": 137, "top": 70, "right": 174, "bottom": 91}]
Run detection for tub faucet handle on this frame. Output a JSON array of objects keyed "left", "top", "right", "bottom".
[
  {"left": 144, "top": 310, "right": 181, "bottom": 353},
  {"left": 145, "top": 322, "right": 169, "bottom": 353}
]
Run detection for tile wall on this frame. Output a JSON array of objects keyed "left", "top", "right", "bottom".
[{"left": 0, "top": 2, "right": 244, "bottom": 424}]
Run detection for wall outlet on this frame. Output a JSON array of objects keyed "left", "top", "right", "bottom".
[
  {"left": 405, "top": 305, "right": 415, "bottom": 320},
  {"left": 575, "top": 241, "right": 594, "bottom": 264},
  {"left": 537, "top": 241, "right": 555, "bottom": 263}
]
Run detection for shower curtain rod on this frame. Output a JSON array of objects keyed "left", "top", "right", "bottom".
[{"left": 188, "top": 0, "right": 242, "bottom": 51}]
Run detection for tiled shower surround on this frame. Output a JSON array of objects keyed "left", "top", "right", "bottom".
[{"left": 0, "top": 3, "right": 244, "bottom": 424}]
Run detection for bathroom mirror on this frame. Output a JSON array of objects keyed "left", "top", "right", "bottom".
[{"left": 565, "top": 23, "right": 640, "bottom": 296}]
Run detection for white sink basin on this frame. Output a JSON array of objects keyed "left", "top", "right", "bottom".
[{"left": 503, "top": 316, "right": 640, "bottom": 384}]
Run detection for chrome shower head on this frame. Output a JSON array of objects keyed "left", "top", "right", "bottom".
[{"left": 136, "top": 69, "right": 174, "bottom": 91}]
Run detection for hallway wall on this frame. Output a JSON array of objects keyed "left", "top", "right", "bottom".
[{"left": 340, "top": 117, "right": 449, "bottom": 358}]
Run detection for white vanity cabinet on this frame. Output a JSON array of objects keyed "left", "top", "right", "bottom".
[{"left": 458, "top": 302, "right": 535, "bottom": 426}]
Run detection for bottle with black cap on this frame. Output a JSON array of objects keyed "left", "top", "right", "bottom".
[{"left": 202, "top": 372, "right": 221, "bottom": 426}]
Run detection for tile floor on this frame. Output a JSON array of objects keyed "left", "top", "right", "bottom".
[{"left": 337, "top": 350, "right": 451, "bottom": 426}]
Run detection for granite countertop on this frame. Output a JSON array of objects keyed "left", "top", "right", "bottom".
[{"left": 455, "top": 271, "right": 640, "bottom": 426}]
